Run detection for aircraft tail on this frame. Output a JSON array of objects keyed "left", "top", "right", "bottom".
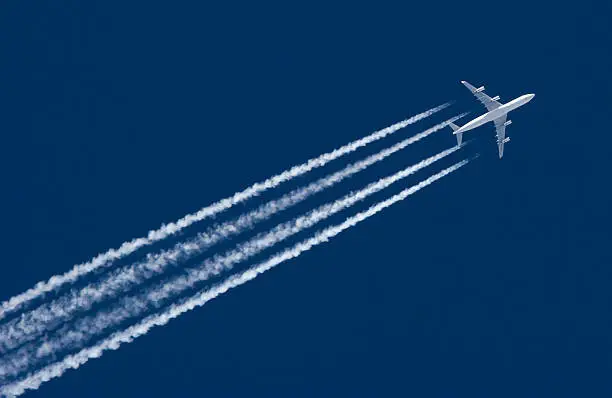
[{"left": 448, "top": 122, "right": 462, "bottom": 146}]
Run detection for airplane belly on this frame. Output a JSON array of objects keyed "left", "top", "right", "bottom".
[
  {"left": 488, "top": 107, "right": 509, "bottom": 120},
  {"left": 462, "top": 112, "right": 497, "bottom": 132}
]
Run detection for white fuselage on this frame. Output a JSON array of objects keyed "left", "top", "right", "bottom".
[{"left": 454, "top": 93, "right": 535, "bottom": 134}]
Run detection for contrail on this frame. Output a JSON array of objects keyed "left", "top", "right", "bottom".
[
  {"left": 0, "top": 104, "right": 448, "bottom": 321},
  {"left": 0, "top": 114, "right": 465, "bottom": 353},
  {"left": 0, "top": 147, "right": 463, "bottom": 380},
  {"left": 0, "top": 158, "right": 471, "bottom": 397}
]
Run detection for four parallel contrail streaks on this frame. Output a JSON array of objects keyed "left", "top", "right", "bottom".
[
  {"left": 0, "top": 114, "right": 465, "bottom": 353},
  {"left": 0, "top": 103, "right": 449, "bottom": 322},
  {"left": 0, "top": 159, "right": 470, "bottom": 397},
  {"left": 0, "top": 146, "right": 463, "bottom": 379}
]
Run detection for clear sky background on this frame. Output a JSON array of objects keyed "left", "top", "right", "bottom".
[{"left": 1, "top": 1, "right": 610, "bottom": 397}]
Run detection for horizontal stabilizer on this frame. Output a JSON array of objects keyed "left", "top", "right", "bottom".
[{"left": 448, "top": 122, "right": 462, "bottom": 146}]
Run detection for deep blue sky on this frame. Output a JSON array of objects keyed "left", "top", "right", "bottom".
[{"left": 1, "top": 1, "right": 610, "bottom": 397}]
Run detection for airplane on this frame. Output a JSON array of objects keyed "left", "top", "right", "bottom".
[{"left": 449, "top": 80, "right": 535, "bottom": 158}]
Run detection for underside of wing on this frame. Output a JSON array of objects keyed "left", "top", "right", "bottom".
[
  {"left": 494, "top": 115, "right": 508, "bottom": 158},
  {"left": 461, "top": 80, "right": 502, "bottom": 112}
]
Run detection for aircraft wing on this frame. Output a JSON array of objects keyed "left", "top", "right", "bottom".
[
  {"left": 494, "top": 115, "right": 507, "bottom": 158},
  {"left": 461, "top": 80, "right": 502, "bottom": 112}
]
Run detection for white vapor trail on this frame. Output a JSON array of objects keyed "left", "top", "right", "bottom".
[
  {"left": 0, "top": 146, "right": 463, "bottom": 380},
  {"left": 0, "top": 158, "right": 471, "bottom": 397},
  {"left": 0, "top": 104, "right": 449, "bottom": 321},
  {"left": 0, "top": 113, "right": 465, "bottom": 353}
]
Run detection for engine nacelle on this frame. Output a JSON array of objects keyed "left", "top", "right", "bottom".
[
  {"left": 475, "top": 86, "right": 485, "bottom": 93},
  {"left": 504, "top": 120, "right": 512, "bottom": 127},
  {"left": 502, "top": 137, "right": 510, "bottom": 144},
  {"left": 491, "top": 95, "right": 500, "bottom": 101}
]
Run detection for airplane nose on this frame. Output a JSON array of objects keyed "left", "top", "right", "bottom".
[{"left": 528, "top": 93, "right": 535, "bottom": 100}]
